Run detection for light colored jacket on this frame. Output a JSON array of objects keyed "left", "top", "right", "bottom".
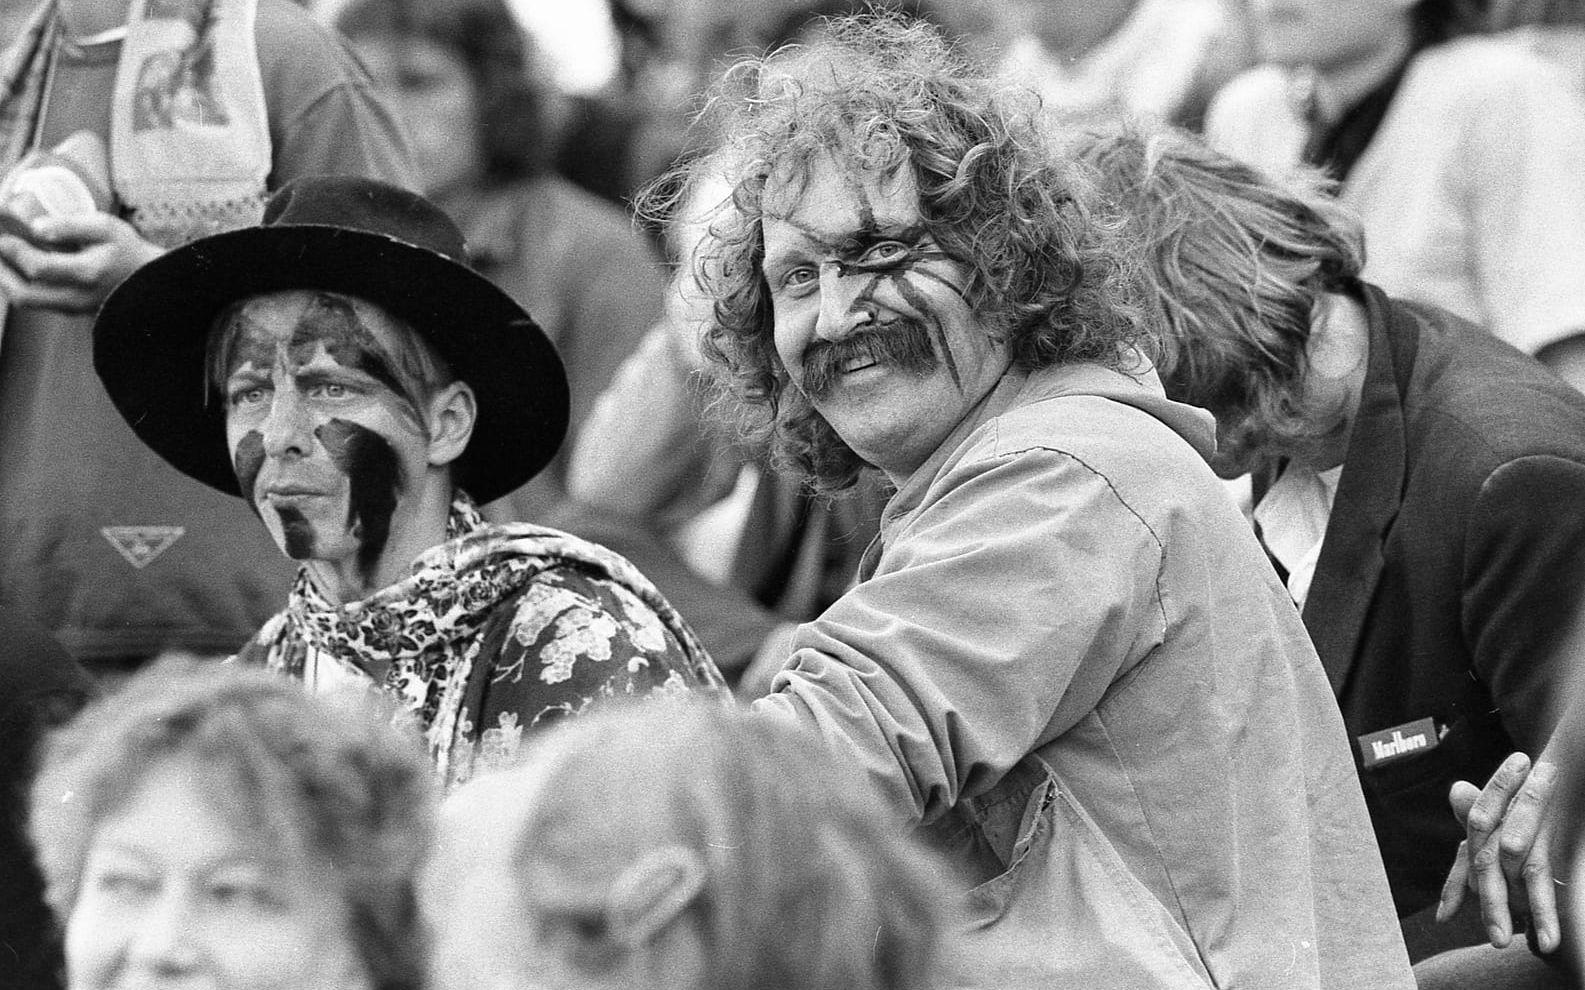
[{"left": 756, "top": 362, "right": 1413, "bottom": 989}]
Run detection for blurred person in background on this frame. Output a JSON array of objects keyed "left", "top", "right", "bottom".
[
  {"left": 336, "top": 0, "right": 670, "bottom": 527},
  {"left": 1204, "top": 0, "right": 1585, "bottom": 392},
  {"left": 91, "top": 176, "right": 724, "bottom": 786},
  {"left": 0, "top": 0, "right": 415, "bottom": 675},
  {"left": 0, "top": 605, "right": 93, "bottom": 990},
  {"left": 421, "top": 699, "right": 959, "bottom": 990},
  {"left": 1484, "top": 0, "right": 1585, "bottom": 87},
  {"left": 559, "top": 0, "right": 986, "bottom": 210},
  {"left": 1078, "top": 122, "right": 1585, "bottom": 964},
  {"left": 28, "top": 658, "right": 436, "bottom": 990},
  {"left": 999, "top": 0, "right": 1254, "bottom": 131}
]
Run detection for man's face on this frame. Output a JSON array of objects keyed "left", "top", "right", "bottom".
[
  {"left": 761, "top": 153, "right": 1011, "bottom": 483},
  {"left": 219, "top": 290, "right": 436, "bottom": 582},
  {"left": 1249, "top": 0, "right": 1413, "bottom": 72}
]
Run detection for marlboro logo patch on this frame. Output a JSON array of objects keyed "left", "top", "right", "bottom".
[{"left": 1358, "top": 718, "right": 1440, "bottom": 769}]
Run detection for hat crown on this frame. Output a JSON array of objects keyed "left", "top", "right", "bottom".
[{"left": 262, "top": 176, "right": 470, "bottom": 265}]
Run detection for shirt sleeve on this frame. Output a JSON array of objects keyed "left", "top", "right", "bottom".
[
  {"left": 752, "top": 444, "right": 1167, "bottom": 825},
  {"left": 470, "top": 564, "right": 707, "bottom": 735},
  {"left": 254, "top": 0, "right": 418, "bottom": 191},
  {"left": 1462, "top": 453, "right": 1585, "bottom": 750}
]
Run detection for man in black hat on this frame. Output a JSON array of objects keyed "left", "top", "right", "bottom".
[{"left": 92, "top": 175, "right": 725, "bottom": 785}]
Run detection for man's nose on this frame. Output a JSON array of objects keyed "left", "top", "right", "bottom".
[
  {"left": 813, "top": 263, "right": 876, "bottom": 342},
  {"left": 260, "top": 389, "right": 315, "bottom": 458},
  {"left": 129, "top": 888, "right": 203, "bottom": 975}
]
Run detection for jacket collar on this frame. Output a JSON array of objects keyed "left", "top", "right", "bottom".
[
  {"left": 869, "top": 356, "right": 1211, "bottom": 570},
  {"left": 1303, "top": 281, "right": 1416, "bottom": 694}
]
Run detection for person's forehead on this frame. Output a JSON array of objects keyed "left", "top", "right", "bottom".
[
  {"left": 761, "top": 152, "right": 921, "bottom": 247},
  {"left": 228, "top": 289, "right": 404, "bottom": 358}
]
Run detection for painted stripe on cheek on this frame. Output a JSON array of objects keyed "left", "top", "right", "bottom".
[
  {"left": 315, "top": 419, "right": 402, "bottom": 583},
  {"left": 232, "top": 430, "right": 266, "bottom": 506}
]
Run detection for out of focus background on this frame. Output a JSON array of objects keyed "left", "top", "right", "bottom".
[{"left": 0, "top": 0, "right": 1253, "bottom": 212}]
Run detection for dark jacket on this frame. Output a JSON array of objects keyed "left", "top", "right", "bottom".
[
  {"left": 0, "top": 605, "right": 94, "bottom": 990},
  {"left": 1298, "top": 282, "right": 1585, "bottom": 919}
]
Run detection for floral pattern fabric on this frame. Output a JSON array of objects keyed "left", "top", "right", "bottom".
[{"left": 237, "top": 493, "right": 726, "bottom": 785}]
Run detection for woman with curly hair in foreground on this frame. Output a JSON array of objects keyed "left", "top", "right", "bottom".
[{"left": 29, "top": 660, "right": 435, "bottom": 990}]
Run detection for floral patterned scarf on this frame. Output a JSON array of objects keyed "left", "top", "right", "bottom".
[{"left": 239, "top": 492, "right": 721, "bottom": 781}]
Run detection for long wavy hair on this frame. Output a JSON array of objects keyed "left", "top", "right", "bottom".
[
  {"left": 645, "top": 14, "right": 1145, "bottom": 493},
  {"left": 1075, "top": 124, "right": 1365, "bottom": 475}
]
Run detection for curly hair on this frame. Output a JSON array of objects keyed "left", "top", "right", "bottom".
[
  {"left": 646, "top": 14, "right": 1145, "bottom": 493},
  {"left": 1074, "top": 123, "right": 1365, "bottom": 475},
  {"left": 29, "top": 659, "right": 436, "bottom": 990},
  {"left": 476, "top": 699, "right": 958, "bottom": 990}
]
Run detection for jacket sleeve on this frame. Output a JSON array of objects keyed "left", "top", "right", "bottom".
[
  {"left": 1462, "top": 453, "right": 1585, "bottom": 750},
  {"left": 752, "top": 444, "right": 1167, "bottom": 825}
]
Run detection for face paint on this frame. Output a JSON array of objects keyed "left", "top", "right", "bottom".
[
  {"left": 790, "top": 220, "right": 971, "bottom": 392},
  {"left": 231, "top": 429, "right": 266, "bottom": 509},
  {"left": 218, "top": 293, "right": 432, "bottom": 436},
  {"left": 315, "top": 418, "right": 403, "bottom": 582},
  {"left": 277, "top": 506, "right": 317, "bottom": 559},
  {"left": 293, "top": 294, "right": 423, "bottom": 415},
  {"left": 763, "top": 154, "right": 1011, "bottom": 483}
]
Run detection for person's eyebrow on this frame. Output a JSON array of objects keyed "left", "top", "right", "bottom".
[
  {"left": 763, "top": 220, "right": 930, "bottom": 280},
  {"left": 762, "top": 241, "right": 815, "bottom": 282}
]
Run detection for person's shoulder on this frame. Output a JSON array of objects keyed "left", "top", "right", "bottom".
[
  {"left": 1206, "top": 64, "right": 1289, "bottom": 117},
  {"left": 1394, "top": 300, "right": 1585, "bottom": 467},
  {"left": 254, "top": 0, "right": 342, "bottom": 53},
  {"left": 1406, "top": 33, "right": 1579, "bottom": 107},
  {"left": 1203, "top": 65, "right": 1301, "bottom": 164},
  {"left": 253, "top": 0, "right": 369, "bottom": 92},
  {"left": 528, "top": 176, "right": 656, "bottom": 261}
]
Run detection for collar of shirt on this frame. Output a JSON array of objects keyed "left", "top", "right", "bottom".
[{"left": 1253, "top": 460, "right": 1343, "bottom": 611}]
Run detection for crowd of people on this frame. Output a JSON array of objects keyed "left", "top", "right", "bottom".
[{"left": 3, "top": 0, "right": 1585, "bottom": 988}]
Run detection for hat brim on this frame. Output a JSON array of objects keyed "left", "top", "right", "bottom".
[{"left": 94, "top": 223, "right": 569, "bottom": 506}]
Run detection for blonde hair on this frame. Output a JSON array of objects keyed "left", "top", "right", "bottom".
[{"left": 502, "top": 700, "right": 958, "bottom": 990}]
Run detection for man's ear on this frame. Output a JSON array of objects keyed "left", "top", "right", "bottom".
[
  {"left": 427, "top": 380, "right": 477, "bottom": 468},
  {"left": 605, "top": 845, "right": 707, "bottom": 949}
]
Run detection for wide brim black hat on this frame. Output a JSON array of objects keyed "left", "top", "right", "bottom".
[{"left": 94, "top": 176, "right": 568, "bottom": 506}]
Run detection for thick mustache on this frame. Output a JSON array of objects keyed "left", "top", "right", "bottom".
[{"left": 800, "top": 321, "right": 938, "bottom": 398}]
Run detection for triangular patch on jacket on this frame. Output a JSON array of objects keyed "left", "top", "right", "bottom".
[{"left": 101, "top": 526, "right": 185, "bottom": 569}]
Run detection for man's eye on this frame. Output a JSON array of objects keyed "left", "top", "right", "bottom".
[
  {"left": 781, "top": 266, "right": 817, "bottom": 289},
  {"left": 309, "top": 382, "right": 352, "bottom": 399},
  {"left": 90, "top": 869, "right": 156, "bottom": 899},
  {"left": 208, "top": 880, "right": 279, "bottom": 911},
  {"left": 859, "top": 241, "right": 909, "bottom": 266},
  {"left": 228, "top": 385, "right": 268, "bottom": 406}
]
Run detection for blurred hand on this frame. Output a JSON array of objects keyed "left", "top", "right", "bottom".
[
  {"left": 1436, "top": 751, "right": 1560, "bottom": 953},
  {"left": 0, "top": 212, "right": 163, "bottom": 314}
]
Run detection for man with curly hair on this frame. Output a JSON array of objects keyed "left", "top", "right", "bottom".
[{"left": 665, "top": 15, "right": 1414, "bottom": 989}]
